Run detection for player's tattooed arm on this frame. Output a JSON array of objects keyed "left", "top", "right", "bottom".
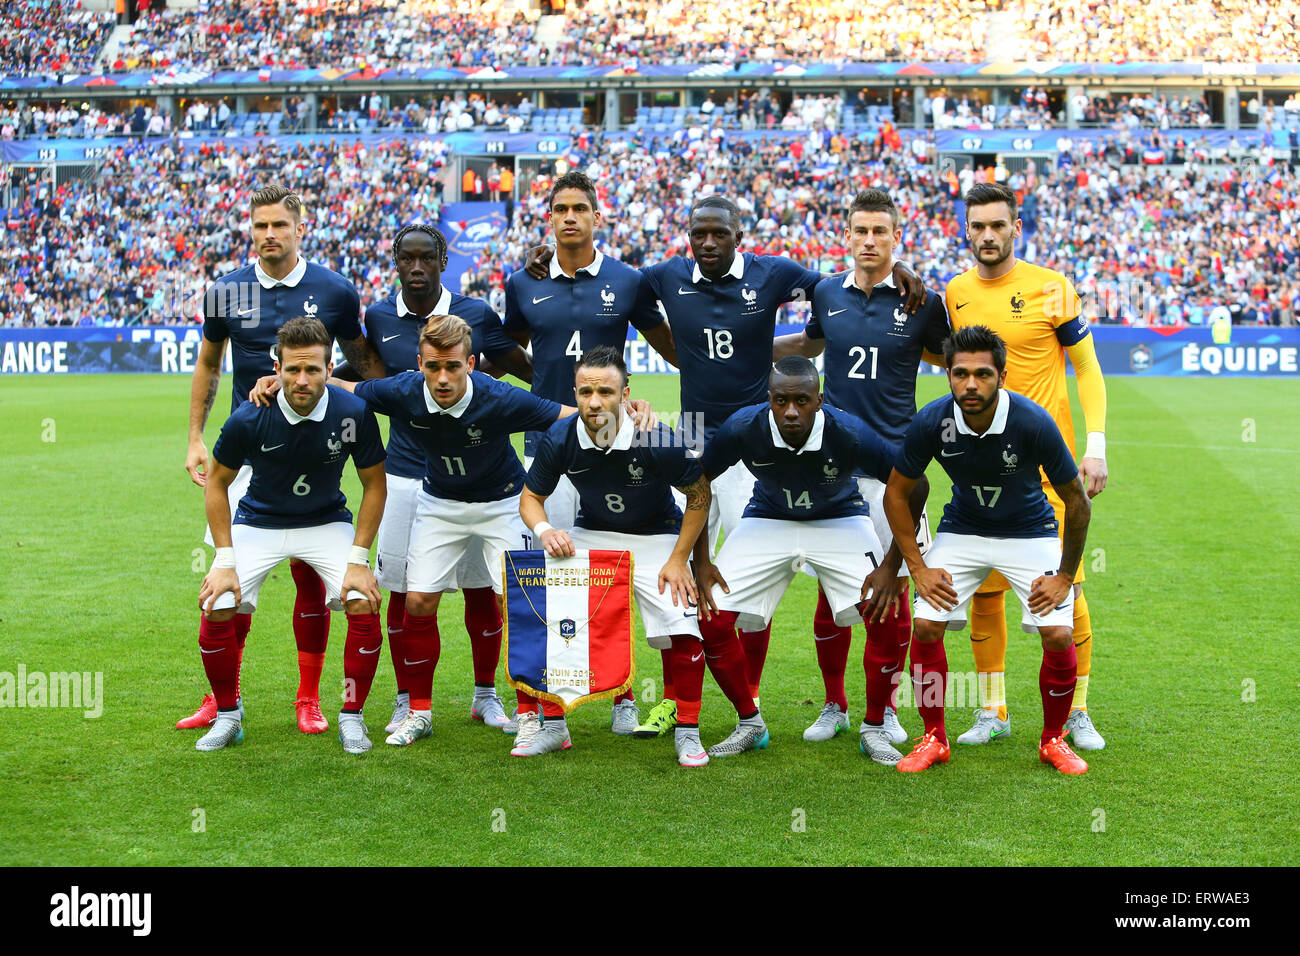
[
  {"left": 186, "top": 336, "right": 227, "bottom": 487},
  {"left": 642, "top": 321, "right": 679, "bottom": 368},
  {"left": 1033, "top": 474, "right": 1092, "bottom": 613},
  {"left": 343, "top": 461, "right": 387, "bottom": 613},
  {"left": 886, "top": 469, "right": 956, "bottom": 611},
  {"left": 339, "top": 334, "right": 386, "bottom": 380}
]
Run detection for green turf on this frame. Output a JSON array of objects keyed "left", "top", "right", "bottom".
[{"left": 1, "top": 372, "right": 1297, "bottom": 865}]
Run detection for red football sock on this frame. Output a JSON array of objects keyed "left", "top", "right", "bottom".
[
  {"left": 614, "top": 689, "right": 635, "bottom": 704},
  {"left": 660, "top": 648, "right": 676, "bottom": 702},
  {"left": 738, "top": 622, "right": 772, "bottom": 699},
  {"left": 342, "top": 612, "right": 382, "bottom": 712},
  {"left": 1040, "top": 644, "right": 1078, "bottom": 746},
  {"left": 699, "top": 611, "right": 757, "bottom": 718},
  {"left": 670, "top": 636, "right": 706, "bottom": 725},
  {"left": 233, "top": 611, "right": 251, "bottom": 699},
  {"left": 861, "top": 616, "right": 899, "bottom": 725},
  {"left": 463, "top": 587, "right": 503, "bottom": 686},
  {"left": 541, "top": 699, "right": 566, "bottom": 719},
  {"left": 402, "top": 611, "right": 441, "bottom": 712},
  {"left": 891, "top": 588, "right": 913, "bottom": 710},
  {"left": 909, "top": 638, "right": 948, "bottom": 745},
  {"left": 199, "top": 616, "right": 240, "bottom": 710},
  {"left": 290, "top": 562, "right": 329, "bottom": 699},
  {"left": 813, "top": 591, "right": 851, "bottom": 712},
  {"left": 515, "top": 689, "right": 538, "bottom": 715},
  {"left": 386, "top": 591, "right": 408, "bottom": 694}
]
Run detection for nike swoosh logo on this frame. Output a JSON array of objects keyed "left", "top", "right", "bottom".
[
  {"left": 381, "top": 334, "right": 401, "bottom": 342},
  {"left": 677, "top": 287, "right": 700, "bottom": 296},
  {"left": 751, "top": 461, "right": 773, "bottom": 467},
  {"left": 568, "top": 468, "right": 592, "bottom": 475},
  {"left": 359, "top": 646, "right": 381, "bottom": 655},
  {"left": 297, "top": 612, "right": 325, "bottom": 618},
  {"left": 261, "top": 444, "right": 285, "bottom": 452},
  {"left": 812, "top": 634, "right": 842, "bottom": 642},
  {"left": 409, "top": 422, "right": 430, "bottom": 429},
  {"left": 236, "top": 307, "right": 256, "bottom": 316},
  {"left": 682, "top": 611, "right": 698, "bottom": 619},
  {"left": 482, "top": 626, "right": 504, "bottom": 637},
  {"left": 200, "top": 647, "right": 224, "bottom": 654},
  {"left": 1048, "top": 688, "right": 1073, "bottom": 697},
  {"left": 880, "top": 665, "right": 895, "bottom": 673},
  {"left": 691, "top": 651, "right": 704, "bottom": 662},
  {"left": 532, "top": 295, "right": 554, "bottom": 305},
  {"left": 989, "top": 727, "right": 1009, "bottom": 738},
  {"left": 940, "top": 450, "right": 963, "bottom": 457},
  {"left": 827, "top": 308, "right": 848, "bottom": 316},
  {"left": 404, "top": 658, "right": 431, "bottom": 666},
  {"left": 955, "top": 302, "right": 969, "bottom": 310}
]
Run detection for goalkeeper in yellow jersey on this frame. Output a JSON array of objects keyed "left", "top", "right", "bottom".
[{"left": 943, "top": 182, "right": 1109, "bottom": 751}]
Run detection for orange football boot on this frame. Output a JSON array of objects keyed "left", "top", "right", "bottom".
[
  {"left": 897, "top": 731, "right": 951, "bottom": 772},
  {"left": 176, "top": 694, "right": 218, "bottom": 729},
  {"left": 295, "top": 697, "right": 329, "bottom": 733},
  {"left": 1039, "top": 736, "right": 1088, "bottom": 774}
]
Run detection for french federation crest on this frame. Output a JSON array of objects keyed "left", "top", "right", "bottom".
[
  {"left": 600, "top": 288, "right": 616, "bottom": 306},
  {"left": 302, "top": 295, "right": 318, "bottom": 317},
  {"left": 1002, "top": 446, "right": 1018, "bottom": 472},
  {"left": 559, "top": 618, "right": 577, "bottom": 642}
]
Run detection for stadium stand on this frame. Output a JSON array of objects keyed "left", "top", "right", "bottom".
[{"left": 0, "top": 1, "right": 115, "bottom": 75}]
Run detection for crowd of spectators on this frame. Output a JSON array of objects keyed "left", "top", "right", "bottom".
[
  {"left": 0, "top": 101, "right": 174, "bottom": 139},
  {"left": 0, "top": 2, "right": 114, "bottom": 75},
  {"left": 2, "top": 125, "right": 1297, "bottom": 328},
  {"left": 0, "top": 136, "right": 452, "bottom": 327},
  {"left": 1072, "top": 92, "right": 1214, "bottom": 130},
  {"left": 6, "top": 0, "right": 1300, "bottom": 79}
]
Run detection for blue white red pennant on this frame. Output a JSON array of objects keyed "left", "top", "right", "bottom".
[{"left": 502, "top": 549, "right": 635, "bottom": 714}]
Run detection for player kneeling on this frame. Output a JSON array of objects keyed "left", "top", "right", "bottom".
[
  {"left": 518, "top": 347, "right": 714, "bottom": 766},
  {"left": 882, "top": 326, "right": 1092, "bottom": 775},
  {"left": 196, "top": 317, "right": 387, "bottom": 754}
]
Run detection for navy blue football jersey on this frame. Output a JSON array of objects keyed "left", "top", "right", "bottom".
[
  {"left": 894, "top": 390, "right": 1078, "bottom": 538},
  {"left": 353, "top": 370, "right": 561, "bottom": 502},
  {"left": 503, "top": 252, "right": 664, "bottom": 454},
  {"left": 526, "top": 414, "right": 702, "bottom": 535},
  {"left": 203, "top": 258, "right": 362, "bottom": 414},
  {"left": 807, "top": 271, "right": 950, "bottom": 445},
  {"left": 363, "top": 286, "right": 518, "bottom": 480},
  {"left": 211, "top": 385, "right": 385, "bottom": 529},
  {"left": 641, "top": 253, "right": 821, "bottom": 441},
  {"left": 701, "top": 403, "right": 896, "bottom": 521}
]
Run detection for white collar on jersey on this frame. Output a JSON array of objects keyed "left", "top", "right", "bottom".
[
  {"left": 953, "top": 387, "right": 1010, "bottom": 437},
  {"left": 769, "top": 407, "right": 825, "bottom": 454},
  {"left": 277, "top": 384, "right": 329, "bottom": 424},
  {"left": 397, "top": 285, "right": 452, "bottom": 319},
  {"left": 255, "top": 256, "right": 308, "bottom": 289},
  {"left": 575, "top": 409, "right": 635, "bottom": 453},
  {"left": 692, "top": 252, "right": 746, "bottom": 284},
  {"left": 549, "top": 249, "right": 604, "bottom": 279},
  {"left": 425, "top": 372, "right": 474, "bottom": 418},
  {"left": 841, "top": 260, "right": 897, "bottom": 291}
]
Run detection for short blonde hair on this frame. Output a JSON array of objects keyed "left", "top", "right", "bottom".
[{"left": 419, "top": 314, "right": 473, "bottom": 358}]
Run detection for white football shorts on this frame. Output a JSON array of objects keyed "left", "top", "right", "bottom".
[
  {"left": 209, "top": 520, "right": 366, "bottom": 613},
  {"left": 672, "top": 460, "right": 756, "bottom": 556},
  {"left": 912, "top": 532, "right": 1075, "bottom": 633},
  {"left": 567, "top": 527, "right": 701, "bottom": 648},
  {"left": 405, "top": 490, "right": 528, "bottom": 595},
  {"left": 709, "top": 515, "right": 885, "bottom": 632}
]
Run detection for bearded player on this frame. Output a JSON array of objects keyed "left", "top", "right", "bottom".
[{"left": 945, "top": 183, "right": 1108, "bottom": 751}]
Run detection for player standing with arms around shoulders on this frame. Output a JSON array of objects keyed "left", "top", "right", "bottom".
[
  {"left": 196, "top": 318, "right": 388, "bottom": 754},
  {"left": 945, "top": 183, "right": 1109, "bottom": 751},
  {"left": 774, "top": 187, "right": 949, "bottom": 746},
  {"left": 882, "top": 325, "right": 1092, "bottom": 774},
  {"left": 180, "top": 184, "right": 384, "bottom": 736}
]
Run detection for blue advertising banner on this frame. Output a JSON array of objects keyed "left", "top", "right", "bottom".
[{"left": 2, "top": 325, "right": 1297, "bottom": 377}]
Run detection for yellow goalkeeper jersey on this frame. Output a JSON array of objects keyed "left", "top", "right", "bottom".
[{"left": 944, "top": 259, "right": 1098, "bottom": 456}]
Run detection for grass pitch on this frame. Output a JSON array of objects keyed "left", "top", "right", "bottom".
[{"left": 1, "top": 372, "right": 1297, "bottom": 866}]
